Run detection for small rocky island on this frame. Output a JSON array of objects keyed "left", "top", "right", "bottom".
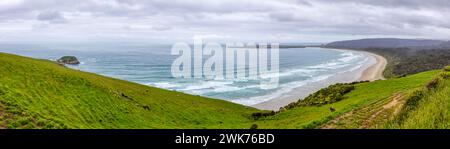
[{"left": 57, "top": 56, "right": 80, "bottom": 65}]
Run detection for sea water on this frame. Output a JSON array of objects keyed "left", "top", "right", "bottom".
[{"left": 0, "top": 43, "right": 372, "bottom": 106}]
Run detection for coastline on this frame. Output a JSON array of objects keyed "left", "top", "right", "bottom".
[
  {"left": 253, "top": 49, "right": 387, "bottom": 111},
  {"left": 1, "top": 48, "right": 387, "bottom": 111},
  {"left": 358, "top": 51, "right": 386, "bottom": 81}
]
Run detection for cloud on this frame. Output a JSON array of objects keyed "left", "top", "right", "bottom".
[
  {"left": 0, "top": 0, "right": 450, "bottom": 43},
  {"left": 0, "top": 0, "right": 24, "bottom": 9},
  {"left": 327, "top": 0, "right": 450, "bottom": 9},
  {"left": 37, "top": 11, "right": 67, "bottom": 23}
]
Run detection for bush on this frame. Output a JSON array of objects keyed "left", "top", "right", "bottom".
[
  {"left": 393, "top": 89, "right": 426, "bottom": 123},
  {"left": 17, "top": 117, "right": 31, "bottom": 126},
  {"left": 405, "top": 90, "right": 425, "bottom": 111},
  {"left": 251, "top": 111, "right": 276, "bottom": 120},
  {"left": 7, "top": 121, "right": 20, "bottom": 129},
  {"left": 444, "top": 66, "right": 450, "bottom": 72},
  {"left": 284, "top": 83, "right": 355, "bottom": 109},
  {"left": 426, "top": 78, "right": 440, "bottom": 90},
  {"left": 348, "top": 80, "right": 370, "bottom": 85},
  {"left": 44, "top": 121, "right": 57, "bottom": 129},
  {"left": 36, "top": 119, "right": 47, "bottom": 127},
  {"left": 440, "top": 72, "right": 450, "bottom": 79}
]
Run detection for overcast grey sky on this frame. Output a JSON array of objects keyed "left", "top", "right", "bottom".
[{"left": 0, "top": 0, "right": 449, "bottom": 43}]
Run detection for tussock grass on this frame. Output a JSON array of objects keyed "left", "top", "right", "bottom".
[{"left": 385, "top": 69, "right": 450, "bottom": 129}]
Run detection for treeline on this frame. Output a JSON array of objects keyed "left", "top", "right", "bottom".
[
  {"left": 325, "top": 38, "right": 450, "bottom": 78},
  {"left": 361, "top": 48, "right": 450, "bottom": 78}
]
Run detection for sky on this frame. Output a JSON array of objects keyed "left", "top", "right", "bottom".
[{"left": 0, "top": 0, "right": 450, "bottom": 44}]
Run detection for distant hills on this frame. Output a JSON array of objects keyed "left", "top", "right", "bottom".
[
  {"left": 325, "top": 38, "right": 450, "bottom": 78},
  {"left": 326, "top": 38, "right": 447, "bottom": 49},
  {"left": 439, "top": 41, "right": 450, "bottom": 48}
]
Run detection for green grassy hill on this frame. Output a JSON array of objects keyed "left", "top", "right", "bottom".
[
  {"left": 255, "top": 70, "right": 440, "bottom": 128},
  {"left": 384, "top": 69, "right": 450, "bottom": 129},
  {"left": 0, "top": 52, "right": 447, "bottom": 129},
  {"left": 0, "top": 53, "right": 259, "bottom": 129},
  {"left": 318, "top": 69, "right": 450, "bottom": 129}
]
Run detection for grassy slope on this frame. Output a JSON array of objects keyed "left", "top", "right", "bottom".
[
  {"left": 0, "top": 52, "right": 443, "bottom": 129},
  {"left": 0, "top": 53, "right": 259, "bottom": 129},
  {"left": 255, "top": 70, "right": 439, "bottom": 128},
  {"left": 385, "top": 71, "right": 450, "bottom": 129}
]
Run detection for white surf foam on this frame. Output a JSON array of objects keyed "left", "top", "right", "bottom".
[{"left": 231, "top": 74, "right": 333, "bottom": 106}]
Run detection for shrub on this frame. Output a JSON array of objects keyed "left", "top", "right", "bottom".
[
  {"left": 17, "top": 117, "right": 31, "bottom": 126},
  {"left": 392, "top": 89, "right": 426, "bottom": 123},
  {"left": 444, "top": 66, "right": 450, "bottom": 72},
  {"left": 348, "top": 80, "right": 370, "bottom": 85},
  {"left": 440, "top": 72, "right": 450, "bottom": 79},
  {"left": 284, "top": 83, "right": 355, "bottom": 109},
  {"left": 36, "top": 119, "right": 47, "bottom": 127},
  {"left": 44, "top": 121, "right": 57, "bottom": 129},
  {"left": 251, "top": 111, "right": 276, "bottom": 120},
  {"left": 426, "top": 78, "right": 440, "bottom": 90},
  {"left": 403, "top": 90, "right": 425, "bottom": 112},
  {"left": 7, "top": 121, "right": 20, "bottom": 129}
]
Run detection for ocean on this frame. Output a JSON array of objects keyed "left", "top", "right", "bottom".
[{"left": 0, "top": 43, "right": 374, "bottom": 107}]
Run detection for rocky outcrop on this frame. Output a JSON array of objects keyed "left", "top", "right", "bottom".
[{"left": 57, "top": 56, "right": 80, "bottom": 65}]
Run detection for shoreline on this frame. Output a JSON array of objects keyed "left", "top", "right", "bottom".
[
  {"left": 358, "top": 51, "right": 386, "bottom": 81},
  {"left": 252, "top": 49, "right": 387, "bottom": 111},
  {"left": 1, "top": 49, "right": 387, "bottom": 111}
]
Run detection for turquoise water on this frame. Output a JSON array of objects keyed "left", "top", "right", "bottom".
[{"left": 0, "top": 44, "right": 370, "bottom": 105}]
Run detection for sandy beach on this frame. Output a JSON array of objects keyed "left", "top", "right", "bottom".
[
  {"left": 253, "top": 50, "right": 388, "bottom": 111},
  {"left": 358, "top": 52, "right": 387, "bottom": 81}
]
